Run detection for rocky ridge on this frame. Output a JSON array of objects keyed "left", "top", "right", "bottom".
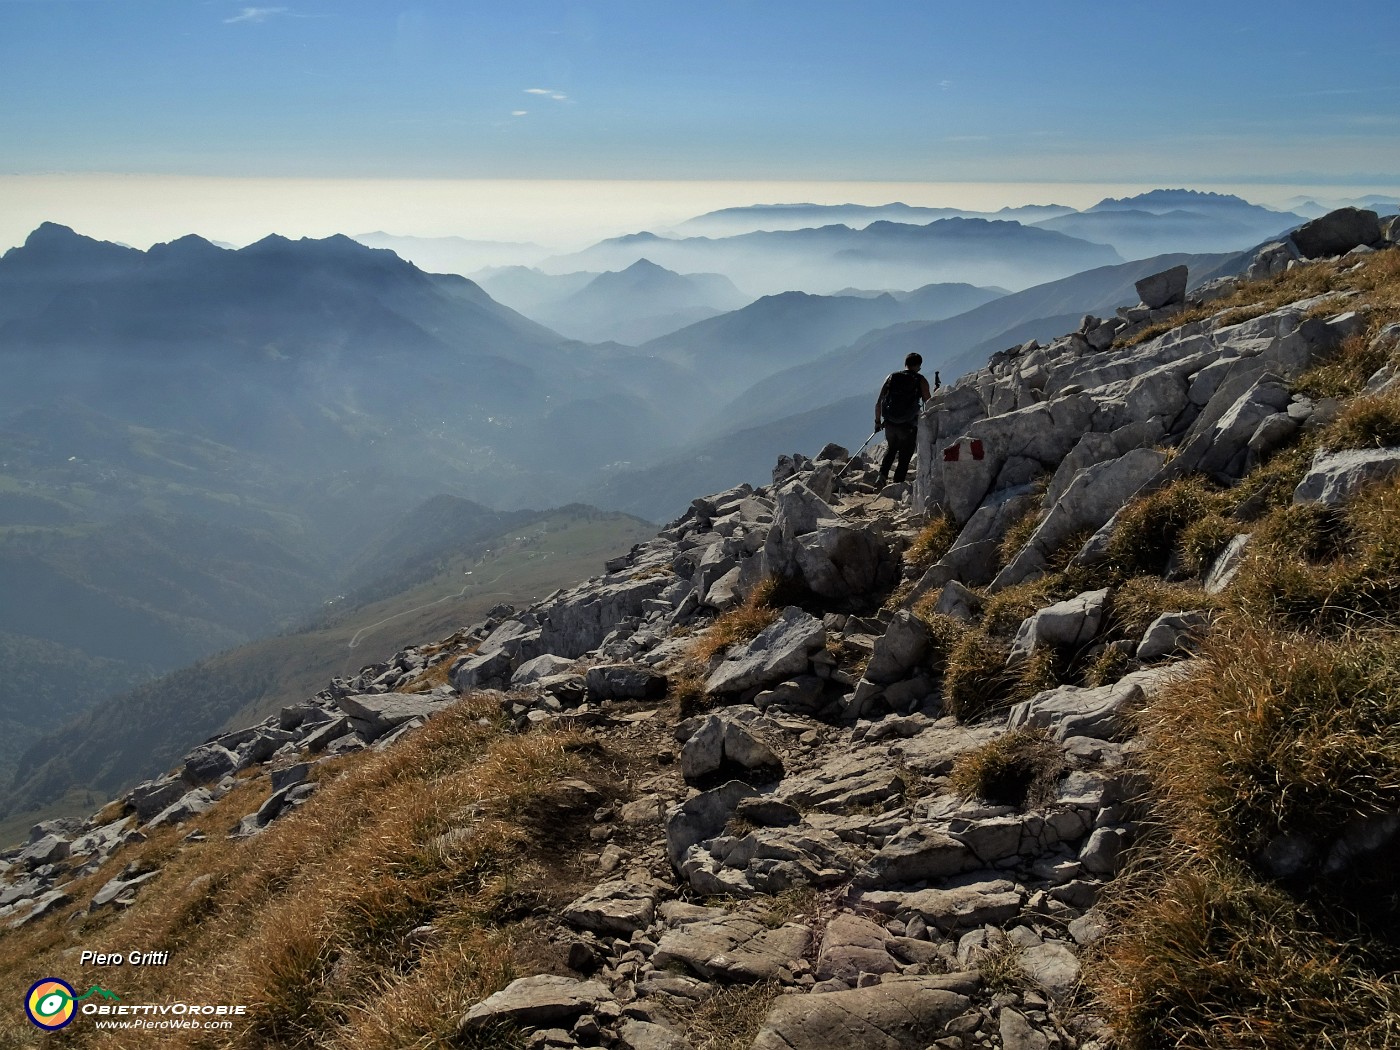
[{"left": 3, "top": 207, "right": 1399, "bottom": 1050}]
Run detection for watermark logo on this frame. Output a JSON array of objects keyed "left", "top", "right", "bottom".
[
  {"left": 25, "top": 979, "right": 76, "bottom": 1031},
  {"left": 24, "top": 981, "right": 121, "bottom": 1030}
]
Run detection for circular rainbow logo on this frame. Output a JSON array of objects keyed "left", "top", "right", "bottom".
[{"left": 25, "top": 978, "right": 76, "bottom": 1030}]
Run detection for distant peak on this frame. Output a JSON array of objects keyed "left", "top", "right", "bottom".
[
  {"left": 622, "top": 257, "right": 669, "bottom": 274},
  {"left": 11, "top": 222, "right": 138, "bottom": 264}
]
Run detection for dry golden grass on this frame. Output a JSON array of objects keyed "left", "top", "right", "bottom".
[
  {"left": 0, "top": 695, "right": 606, "bottom": 1050},
  {"left": 688, "top": 576, "right": 783, "bottom": 663},
  {"left": 948, "top": 727, "right": 1064, "bottom": 809},
  {"left": 942, "top": 628, "right": 1014, "bottom": 723},
  {"left": 904, "top": 512, "right": 959, "bottom": 572},
  {"left": 674, "top": 980, "right": 783, "bottom": 1050},
  {"left": 1322, "top": 385, "right": 1400, "bottom": 451},
  {"left": 1096, "top": 858, "right": 1400, "bottom": 1050},
  {"left": 1231, "top": 475, "right": 1400, "bottom": 632},
  {"left": 996, "top": 503, "right": 1043, "bottom": 570},
  {"left": 1107, "top": 577, "right": 1215, "bottom": 641},
  {"left": 1101, "top": 476, "right": 1230, "bottom": 579}
]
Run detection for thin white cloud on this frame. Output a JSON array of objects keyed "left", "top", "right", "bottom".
[
  {"left": 225, "top": 7, "right": 290, "bottom": 24},
  {"left": 524, "top": 88, "right": 553, "bottom": 95},
  {"left": 512, "top": 110, "right": 528, "bottom": 117},
  {"left": 939, "top": 80, "right": 951, "bottom": 90},
  {"left": 524, "top": 88, "right": 571, "bottom": 102}
]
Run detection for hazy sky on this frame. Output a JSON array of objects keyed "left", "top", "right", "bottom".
[{"left": 1, "top": 1, "right": 1397, "bottom": 248}]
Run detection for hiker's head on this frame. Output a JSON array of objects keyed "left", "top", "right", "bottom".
[{"left": 904, "top": 353, "right": 922, "bottom": 371}]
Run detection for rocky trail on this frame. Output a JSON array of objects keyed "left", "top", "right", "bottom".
[{"left": 4, "top": 207, "right": 1400, "bottom": 1050}]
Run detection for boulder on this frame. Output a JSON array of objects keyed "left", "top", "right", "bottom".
[
  {"left": 1136, "top": 610, "right": 1211, "bottom": 661},
  {"left": 705, "top": 607, "right": 826, "bottom": 695},
  {"left": 651, "top": 914, "right": 812, "bottom": 981},
  {"left": 561, "top": 880, "right": 662, "bottom": 936},
  {"left": 665, "top": 781, "right": 759, "bottom": 869},
  {"left": 459, "top": 975, "right": 614, "bottom": 1032},
  {"left": 1008, "top": 589, "right": 1108, "bottom": 663},
  {"left": 863, "top": 611, "right": 933, "bottom": 685},
  {"left": 334, "top": 692, "right": 451, "bottom": 742},
  {"left": 125, "top": 776, "right": 192, "bottom": 822},
  {"left": 147, "top": 788, "right": 216, "bottom": 828},
  {"left": 815, "top": 912, "right": 898, "bottom": 982},
  {"left": 1291, "top": 207, "right": 1382, "bottom": 259},
  {"left": 184, "top": 744, "right": 239, "bottom": 784},
  {"left": 679, "top": 714, "right": 783, "bottom": 782},
  {"left": 857, "top": 879, "right": 1026, "bottom": 933},
  {"left": 1007, "top": 679, "right": 1143, "bottom": 742},
  {"left": 997, "top": 448, "right": 1165, "bottom": 588},
  {"left": 511, "top": 653, "right": 575, "bottom": 686},
  {"left": 1293, "top": 447, "right": 1400, "bottom": 506},
  {"left": 750, "top": 977, "right": 970, "bottom": 1050},
  {"left": 1135, "top": 264, "right": 1189, "bottom": 309},
  {"left": 1018, "top": 940, "right": 1081, "bottom": 1003}
]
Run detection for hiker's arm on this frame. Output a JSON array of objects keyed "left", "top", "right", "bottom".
[
  {"left": 874, "top": 377, "right": 890, "bottom": 429},
  {"left": 919, "top": 376, "right": 933, "bottom": 403}
]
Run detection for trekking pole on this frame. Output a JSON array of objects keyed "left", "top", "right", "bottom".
[{"left": 836, "top": 428, "right": 881, "bottom": 478}]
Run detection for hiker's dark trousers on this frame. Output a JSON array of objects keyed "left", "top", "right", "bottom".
[{"left": 878, "top": 423, "right": 917, "bottom": 485}]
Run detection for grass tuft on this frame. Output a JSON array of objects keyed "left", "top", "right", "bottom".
[
  {"left": 688, "top": 577, "right": 785, "bottom": 663},
  {"left": 1321, "top": 385, "right": 1400, "bottom": 451},
  {"left": 948, "top": 727, "right": 1065, "bottom": 809},
  {"left": 904, "top": 512, "right": 959, "bottom": 572},
  {"left": 942, "top": 629, "right": 1015, "bottom": 723}
]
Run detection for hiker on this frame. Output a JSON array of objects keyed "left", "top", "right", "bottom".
[{"left": 874, "top": 353, "right": 939, "bottom": 488}]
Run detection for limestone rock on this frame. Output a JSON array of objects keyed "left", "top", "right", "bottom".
[
  {"left": 335, "top": 692, "right": 451, "bottom": 742},
  {"left": 750, "top": 976, "right": 969, "bottom": 1050},
  {"left": 1293, "top": 446, "right": 1400, "bottom": 506},
  {"left": 815, "top": 912, "right": 898, "bottom": 982},
  {"left": 1135, "top": 264, "right": 1188, "bottom": 309},
  {"left": 561, "top": 880, "right": 662, "bottom": 936},
  {"left": 1009, "top": 589, "right": 1108, "bottom": 663},
  {"left": 1291, "top": 207, "right": 1382, "bottom": 259},
  {"left": 863, "top": 610, "right": 933, "bottom": 685},
  {"left": 1136, "top": 610, "right": 1211, "bottom": 661},
  {"left": 680, "top": 714, "right": 783, "bottom": 782},
  {"left": 1007, "top": 679, "right": 1143, "bottom": 741},
  {"left": 705, "top": 607, "right": 826, "bottom": 695},
  {"left": 651, "top": 915, "right": 811, "bottom": 981},
  {"left": 584, "top": 664, "right": 668, "bottom": 701},
  {"left": 460, "top": 975, "right": 614, "bottom": 1032}
]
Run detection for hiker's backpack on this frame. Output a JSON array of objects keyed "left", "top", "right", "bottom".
[{"left": 881, "top": 371, "right": 923, "bottom": 426}]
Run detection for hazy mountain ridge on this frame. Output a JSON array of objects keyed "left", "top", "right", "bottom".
[
  {"left": 541, "top": 216, "right": 1124, "bottom": 295},
  {"left": 531, "top": 258, "right": 751, "bottom": 344},
  {"left": 641, "top": 283, "right": 1004, "bottom": 400},
  {"left": 669, "top": 200, "right": 1078, "bottom": 237}
]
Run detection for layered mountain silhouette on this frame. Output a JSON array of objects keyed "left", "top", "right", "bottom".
[
  {"left": 1031, "top": 189, "right": 1305, "bottom": 257},
  {"left": 529, "top": 259, "right": 751, "bottom": 344},
  {"left": 669, "top": 201, "right": 1077, "bottom": 237},
  {"left": 541, "top": 218, "right": 1124, "bottom": 296},
  {"left": 643, "top": 283, "right": 1003, "bottom": 398}
]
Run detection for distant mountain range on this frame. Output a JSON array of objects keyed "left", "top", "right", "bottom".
[
  {"left": 643, "top": 282, "right": 1003, "bottom": 398},
  {"left": 668, "top": 201, "right": 1077, "bottom": 237},
  {"left": 1030, "top": 189, "right": 1305, "bottom": 257},
  {"left": 533, "top": 259, "right": 751, "bottom": 344},
  {"left": 541, "top": 217, "right": 1124, "bottom": 296}
]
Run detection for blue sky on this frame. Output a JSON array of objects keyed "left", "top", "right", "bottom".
[{"left": 3, "top": 0, "right": 1399, "bottom": 183}]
